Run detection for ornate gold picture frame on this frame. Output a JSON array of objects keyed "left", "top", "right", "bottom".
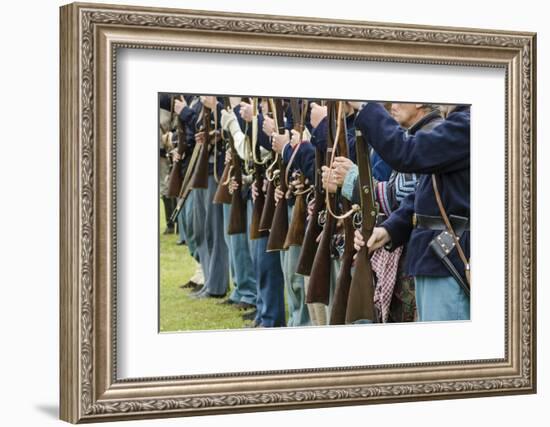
[{"left": 60, "top": 2, "right": 536, "bottom": 423}]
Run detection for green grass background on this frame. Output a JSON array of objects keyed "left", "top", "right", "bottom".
[{"left": 159, "top": 200, "right": 250, "bottom": 332}]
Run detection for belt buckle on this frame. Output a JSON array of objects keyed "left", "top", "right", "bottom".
[{"left": 412, "top": 213, "right": 417, "bottom": 227}]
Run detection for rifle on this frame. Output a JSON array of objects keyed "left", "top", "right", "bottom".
[
  {"left": 212, "top": 163, "right": 232, "bottom": 204},
  {"left": 213, "top": 98, "right": 233, "bottom": 205},
  {"left": 167, "top": 95, "right": 188, "bottom": 198},
  {"left": 306, "top": 100, "right": 337, "bottom": 305},
  {"left": 283, "top": 99, "right": 309, "bottom": 248},
  {"left": 168, "top": 138, "right": 203, "bottom": 224},
  {"left": 222, "top": 97, "right": 247, "bottom": 235},
  {"left": 266, "top": 98, "right": 290, "bottom": 252},
  {"left": 212, "top": 101, "right": 231, "bottom": 205},
  {"left": 329, "top": 103, "right": 360, "bottom": 325},
  {"left": 190, "top": 104, "right": 212, "bottom": 189},
  {"left": 345, "top": 126, "right": 377, "bottom": 324},
  {"left": 258, "top": 100, "right": 278, "bottom": 232},
  {"left": 295, "top": 146, "right": 324, "bottom": 275},
  {"left": 249, "top": 98, "right": 269, "bottom": 240}
]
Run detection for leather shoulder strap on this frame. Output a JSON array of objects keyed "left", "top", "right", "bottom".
[{"left": 432, "top": 174, "right": 470, "bottom": 284}]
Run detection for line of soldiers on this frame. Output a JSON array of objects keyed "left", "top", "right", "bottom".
[{"left": 159, "top": 95, "right": 471, "bottom": 327}]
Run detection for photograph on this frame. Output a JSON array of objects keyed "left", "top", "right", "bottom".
[
  {"left": 59, "top": 3, "right": 535, "bottom": 421},
  {"left": 158, "top": 95, "right": 470, "bottom": 332}
]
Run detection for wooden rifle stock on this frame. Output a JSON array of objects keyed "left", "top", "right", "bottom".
[
  {"left": 215, "top": 98, "right": 251, "bottom": 205},
  {"left": 220, "top": 97, "right": 247, "bottom": 235},
  {"left": 284, "top": 174, "right": 307, "bottom": 247},
  {"left": 258, "top": 102, "right": 277, "bottom": 232},
  {"left": 345, "top": 129, "right": 377, "bottom": 324},
  {"left": 265, "top": 163, "right": 288, "bottom": 251},
  {"left": 168, "top": 141, "right": 203, "bottom": 224},
  {"left": 329, "top": 106, "right": 356, "bottom": 324},
  {"left": 266, "top": 99, "right": 289, "bottom": 251},
  {"left": 167, "top": 129, "right": 187, "bottom": 197},
  {"left": 212, "top": 162, "right": 232, "bottom": 204},
  {"left": 212, "top": 104, "right": 231, "bottom": 205},
  {"left": 249, "top": 99, "right": 269, "bottom": 239},
  {"left": 250, "top": 163, "right": 268, "bottom": 239},
  {"left": 283, "top": 99, "right": 308, "bottom": 248},
  {"left": 167, "top": 100, "right": 188, "bottom": 197},
  {"left": 227, "top": 137, "right": 247, "bottom": 234},
  {"left": 296, "top": 149, "right": 324, "bottom": 276},
  {"left": 306, "top": 203, "right": 334, "bottom": 305},
  {"left": 306, "top": 101, "right": 337, "bottom": 305},
  {"left": 190, "top": 105, "right": 212, "bottom": 189},
  {"left": 259, "top": 179, "right": 276, "bottom": 231}
]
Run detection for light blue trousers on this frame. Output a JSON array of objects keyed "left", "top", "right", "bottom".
[
  {"left": 415, "top": 275, "right": 470, "bottom": 321},
  {"left": 254, "top": 234, "right": 286, "bottom": 327},
  {"left": 281, "top": 205, "right": 311, "bottom": 327},
  {"left": 223, "top": 202, "right": 257, "bottom": 305},
  {"left": 177, "top": 194, "right": 198, "bottom": 260},
  {"left": 193, "top": 176, "right": 229, "bottom": 296}
]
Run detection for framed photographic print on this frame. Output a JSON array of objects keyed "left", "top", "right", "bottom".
[{"left": 59, "top": 2, "right": 537, "bottom": 423}]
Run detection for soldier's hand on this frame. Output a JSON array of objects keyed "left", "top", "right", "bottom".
[
  {"left": 239, "top": 102, "right": 253, "bottom": 122},
  {"left": 228, "top": 177, "right": 239, "bottom": 195},
  {"left": 274, "top": 186, "right": 284, "bottom": 204},
  {"left": 272, "top": 130, "right": 290, "bottom": 154},
  {"left": 353, "top": 228, "right": 365, "bottom": 252},
  {"left": 161, "top": 131, "right": 174, "bottom": 152},
  {"left": 306, "top": 197, "right": 315, "bottom": 220},
  {"left": 200, "top": 96, "right": 217, "bottom": 110},
  {"left": 171, "top": 150, "right": 181, "bottom": 162},
  {"left": 310, "top": 102, "right": 327, "bottom": 129},
  {"left": 290, "top": 129, "right": 301, "bottom": 147},
  {"left": 195, "top": 131, "right": 206, "bottom": 145},
  {"left": 290, "top": 174, "right": 305, "bottom": 192},
  {"left": 220, "top": 109, "right": 237, "bottom": 132},
  {"left": 332, "top": 156, "right": 355, "bottom": 186},
  {"left": 321, "top": 166, "right": 338, "bottom": 194},
  {"left": 174, "top": 98, "right": 187, "bottom": 115},
  {"left": 366, "top": 227, "right": 391, "bottom": 254},
  {"left": 251, "top": 181, "right": 259, "bottom": 202},
  {"left": 262, "top": 115, "right": 275, "bottom": 136},
  {"left": 347, "top": 101, "right": 364, "bottom": 111},
  {"left": 315, "top": 230, "right": 322, "bottom": 243}
]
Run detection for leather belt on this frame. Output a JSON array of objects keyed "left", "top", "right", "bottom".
[{"left": 413, "top": 214, "right": 469, "bottom": 237}]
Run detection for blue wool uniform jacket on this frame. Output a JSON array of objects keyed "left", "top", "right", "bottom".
[
  {"left": 309, "top": 116, "right": 391, "bottom": 182},
  {"left": 282, "top": 142, "right": 315, "bottom": 183},
  {"left": 346, "top": 110, "right": 443, "bottom": 209},
  {"left": 176, "top": 97, "right": 202, "bottom": 173},
  {"left": 178, "top": 98, "right": 225, "bottom": 177},
  {"left": 354, "top": 103, "right": 470, "bottom": 280}
]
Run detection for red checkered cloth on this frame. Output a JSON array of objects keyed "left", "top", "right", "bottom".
[{"left": 371, "top": 246, "right": 404, "bottom": 323}]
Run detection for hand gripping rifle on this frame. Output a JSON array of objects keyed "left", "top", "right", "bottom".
[
  {"left": 345, "top": 126, "right": 377, "bottom": 324},
  {"left": 167, "top": 95, "right": 188, "bottom": 198},
  {"left": 249, "top": 98, "right": 269, "bottom": 239},
  {"left": 306, "top": 100, "right": 337, "bottom": 305},
  {"left": 328, "top": 103, "right": 361, "bottom": 325},
  {"left": 220, "top": 97, "right": 247, "bottom": 235},
  {"left": 190, "top": 104, "right": 212, "bottom": 189},
  {"left": 266, "top": 98, "right": 290, "bottom": 251},
  {"left": 283, "top": 99, "right": 309, "bottom": 248}
]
